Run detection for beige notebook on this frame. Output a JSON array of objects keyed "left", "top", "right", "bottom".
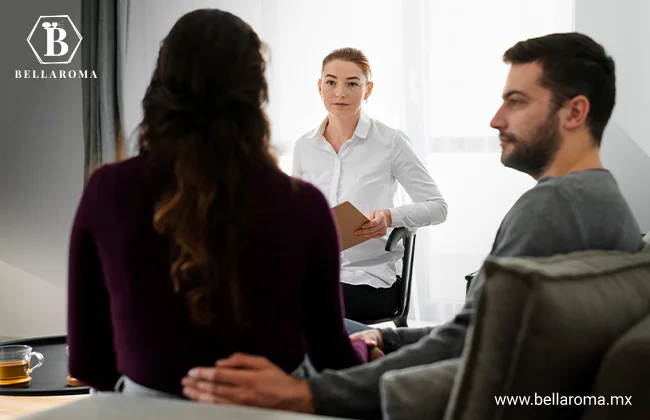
[{"left": 331, "top": 201, "right": 371, "bottom": 251}]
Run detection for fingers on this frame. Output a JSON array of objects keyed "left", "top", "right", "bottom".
[
  {"left": 215, "top": 353, "right": 270, "bottom": 369},
  {"left": 356, "top": 212, "right": 387, "bottom": 237},
  {"left": 182, "top": 382, "right": 236, "bottom": 404},
  {"left": 369, "top": 347, "right": 385, "bottom": 361},
  {"left": 355, "top": 220, "right": 384, "bottom": 234},
  {"left": 355, "top": 225, "right": 386, "bottom": 238},
  {"left": 181, "top": 376, "right": 250, "bottom": 405},
  {"left": 353, "top": 337, "right": 377, "bottom": 347},
  {"left": 186, "top": 366, "right": 253, "bottom": 387},
  {"left": 181, "top": 354, "right": 278, "bottom": 408},
  {"left": 350, "top": 331, "right": 379, "bottom": 347},
  {"left": 349, "top": 331, "right": 366, "bottom": 341},
  {"left": 182, "top": 375, "right": 221, "bottom": 394},
  {"left": 182, "top": 385, "right": 215, "bottom": 403},
  {"left": 360, "top": 217, "right": 380, "bottom": 229}
]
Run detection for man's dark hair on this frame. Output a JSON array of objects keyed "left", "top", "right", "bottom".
[{"left": 503, "top": 32, "right": 616, "bottom": 145}]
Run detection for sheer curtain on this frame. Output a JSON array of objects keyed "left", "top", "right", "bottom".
[{"left": 124, "top": 0, "right": 574, "bottom": 325}]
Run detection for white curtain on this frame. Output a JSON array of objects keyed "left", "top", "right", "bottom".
[{"left": 124, "top": 0, "right": 575, "bottom": 325}]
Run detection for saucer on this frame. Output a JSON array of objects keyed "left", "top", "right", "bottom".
[{"left": 0, "top": 376, "right": 31, "bottom": 388}]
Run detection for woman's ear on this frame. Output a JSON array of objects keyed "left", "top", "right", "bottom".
[
  {"left": 364, "top": 81, "right": 374, "bottom": 100},
  {"left": 317, "top": 79, "right": 322, "bottom": 99}
]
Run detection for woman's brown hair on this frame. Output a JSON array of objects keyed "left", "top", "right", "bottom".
[
  {"left": 137, "top": 9, "right": 276, "bottom": 327},
  {"left": 322, "top": 47, "right": 372, "bottom": 81}
]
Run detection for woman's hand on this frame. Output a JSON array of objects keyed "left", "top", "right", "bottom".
[
  {"left": 350, "top": 328, "right": 386, "bottom": 361},
  {"left": 355, "top": 210, "right": 392, "bottom": 239}
]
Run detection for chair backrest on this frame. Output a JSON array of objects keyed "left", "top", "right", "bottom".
[
  {"left": 356, "top": 227, "right": 418, "bottom": 327},
  {"left": 388, "top": 228, "right": 417, "bottom": 321},
  {"left": 386, "top": 227, "right": 417, "bottom": 327}
]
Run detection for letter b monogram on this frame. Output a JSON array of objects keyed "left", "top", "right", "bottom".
[{"left": 42, "top": 22, "right": 68, "bottom": 56}]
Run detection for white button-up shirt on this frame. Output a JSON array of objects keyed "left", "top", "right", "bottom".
[{"left": 292, "top": 111, "right": 447, "bottom": 288}]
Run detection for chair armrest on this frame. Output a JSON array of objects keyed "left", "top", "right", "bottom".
[
  {"left": 464, "top": 270, "right": 480, "bottom": 295},
  {"left": 386, "top": 227, "right": 417, "bottom": 251},
  {"left": 464, "top": 270, "right": 479, "bottom": 281}
]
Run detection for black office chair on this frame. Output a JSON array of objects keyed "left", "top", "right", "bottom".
[
  {"left": 464, "top": 269, "right": 479, "bottom": 294},
  {"left": 358, "top": 227, "right": 417, "bottom": 328}
]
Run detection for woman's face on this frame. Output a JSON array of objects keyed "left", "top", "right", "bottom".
[{"left": 318, "top": 60, "right": 373, "bottom": 118}]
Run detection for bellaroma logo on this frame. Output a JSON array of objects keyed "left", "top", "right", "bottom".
[
  {"left": 16, "top": 15, "right": 97, "bottom": 79},
  {"left": 28, "top": 16, "right": 81, "bottom": 64}
]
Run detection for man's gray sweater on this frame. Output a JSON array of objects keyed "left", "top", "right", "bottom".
[{"left": 308, "top": 169, "right": 644, "bottom": 419}]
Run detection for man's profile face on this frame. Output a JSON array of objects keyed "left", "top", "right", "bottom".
[{"left": 490, "top": 62, "right": 562, "bottom": 178}]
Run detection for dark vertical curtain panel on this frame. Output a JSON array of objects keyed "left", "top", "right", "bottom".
[{"left": 81, "top": 0, "right": 129, "bottom": 182}]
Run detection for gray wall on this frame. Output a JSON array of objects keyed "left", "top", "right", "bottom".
[
  {"left": 575, "top": 0, "right": 650, "bottom": 232},
  {"left": 0, "top": 0, "right": 84, "bottom": 337}
]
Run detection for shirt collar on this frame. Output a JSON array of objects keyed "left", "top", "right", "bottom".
[
  {"left": 354, "top": 110, "right": 372, "bottom": 139},
  {"left": 307, "top": 110, "right": 372, "bottom": 140}
]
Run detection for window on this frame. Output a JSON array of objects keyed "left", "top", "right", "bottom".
[{"left": 126, "top": 0, "right": 575, "bottom": 324}]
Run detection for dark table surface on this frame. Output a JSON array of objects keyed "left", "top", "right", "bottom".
[{"left": 0, "top": 336, "right": 89, "bottom": 396}]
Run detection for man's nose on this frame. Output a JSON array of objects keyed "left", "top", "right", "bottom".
[{"left": 490, "top": 108, "right": 505, "bottom": 130}]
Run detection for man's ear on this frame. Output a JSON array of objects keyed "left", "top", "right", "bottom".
[{"left": 563, "top": 95, "right": 590, "bottom": 130}]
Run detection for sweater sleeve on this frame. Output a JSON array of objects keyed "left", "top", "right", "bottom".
[
  {"left": 299, "top": 184, "right": 367, "bottom": 371},
  {"left": 67, "top": 167, "right": 120, "bottom": 391}
]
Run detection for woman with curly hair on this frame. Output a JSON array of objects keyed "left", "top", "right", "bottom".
[{"left": 67, "top": 8, "right": 366, "bottom": 399}]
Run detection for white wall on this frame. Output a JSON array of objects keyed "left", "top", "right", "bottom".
[
  {"left": 0, "top": 0, "right": 84, "bottom": 338},
  {"left": 575, "top": 0, "right": 650, "bottom": 231}
]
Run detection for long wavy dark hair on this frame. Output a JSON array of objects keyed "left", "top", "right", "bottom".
[{"left": 137, "top": 9, "right": 277, "bottom": 328}]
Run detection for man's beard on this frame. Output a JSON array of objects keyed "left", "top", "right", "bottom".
[{"left": 499, "top": 111, "right": 562, "bottom": 178}]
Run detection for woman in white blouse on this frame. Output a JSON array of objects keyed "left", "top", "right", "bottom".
[{"left": 292, "top": 47, "right": 448, "bottom": 323}]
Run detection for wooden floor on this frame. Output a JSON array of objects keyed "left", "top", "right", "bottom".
[{"left": 0, "top": 395, "right": 88, "bottom": 420}]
